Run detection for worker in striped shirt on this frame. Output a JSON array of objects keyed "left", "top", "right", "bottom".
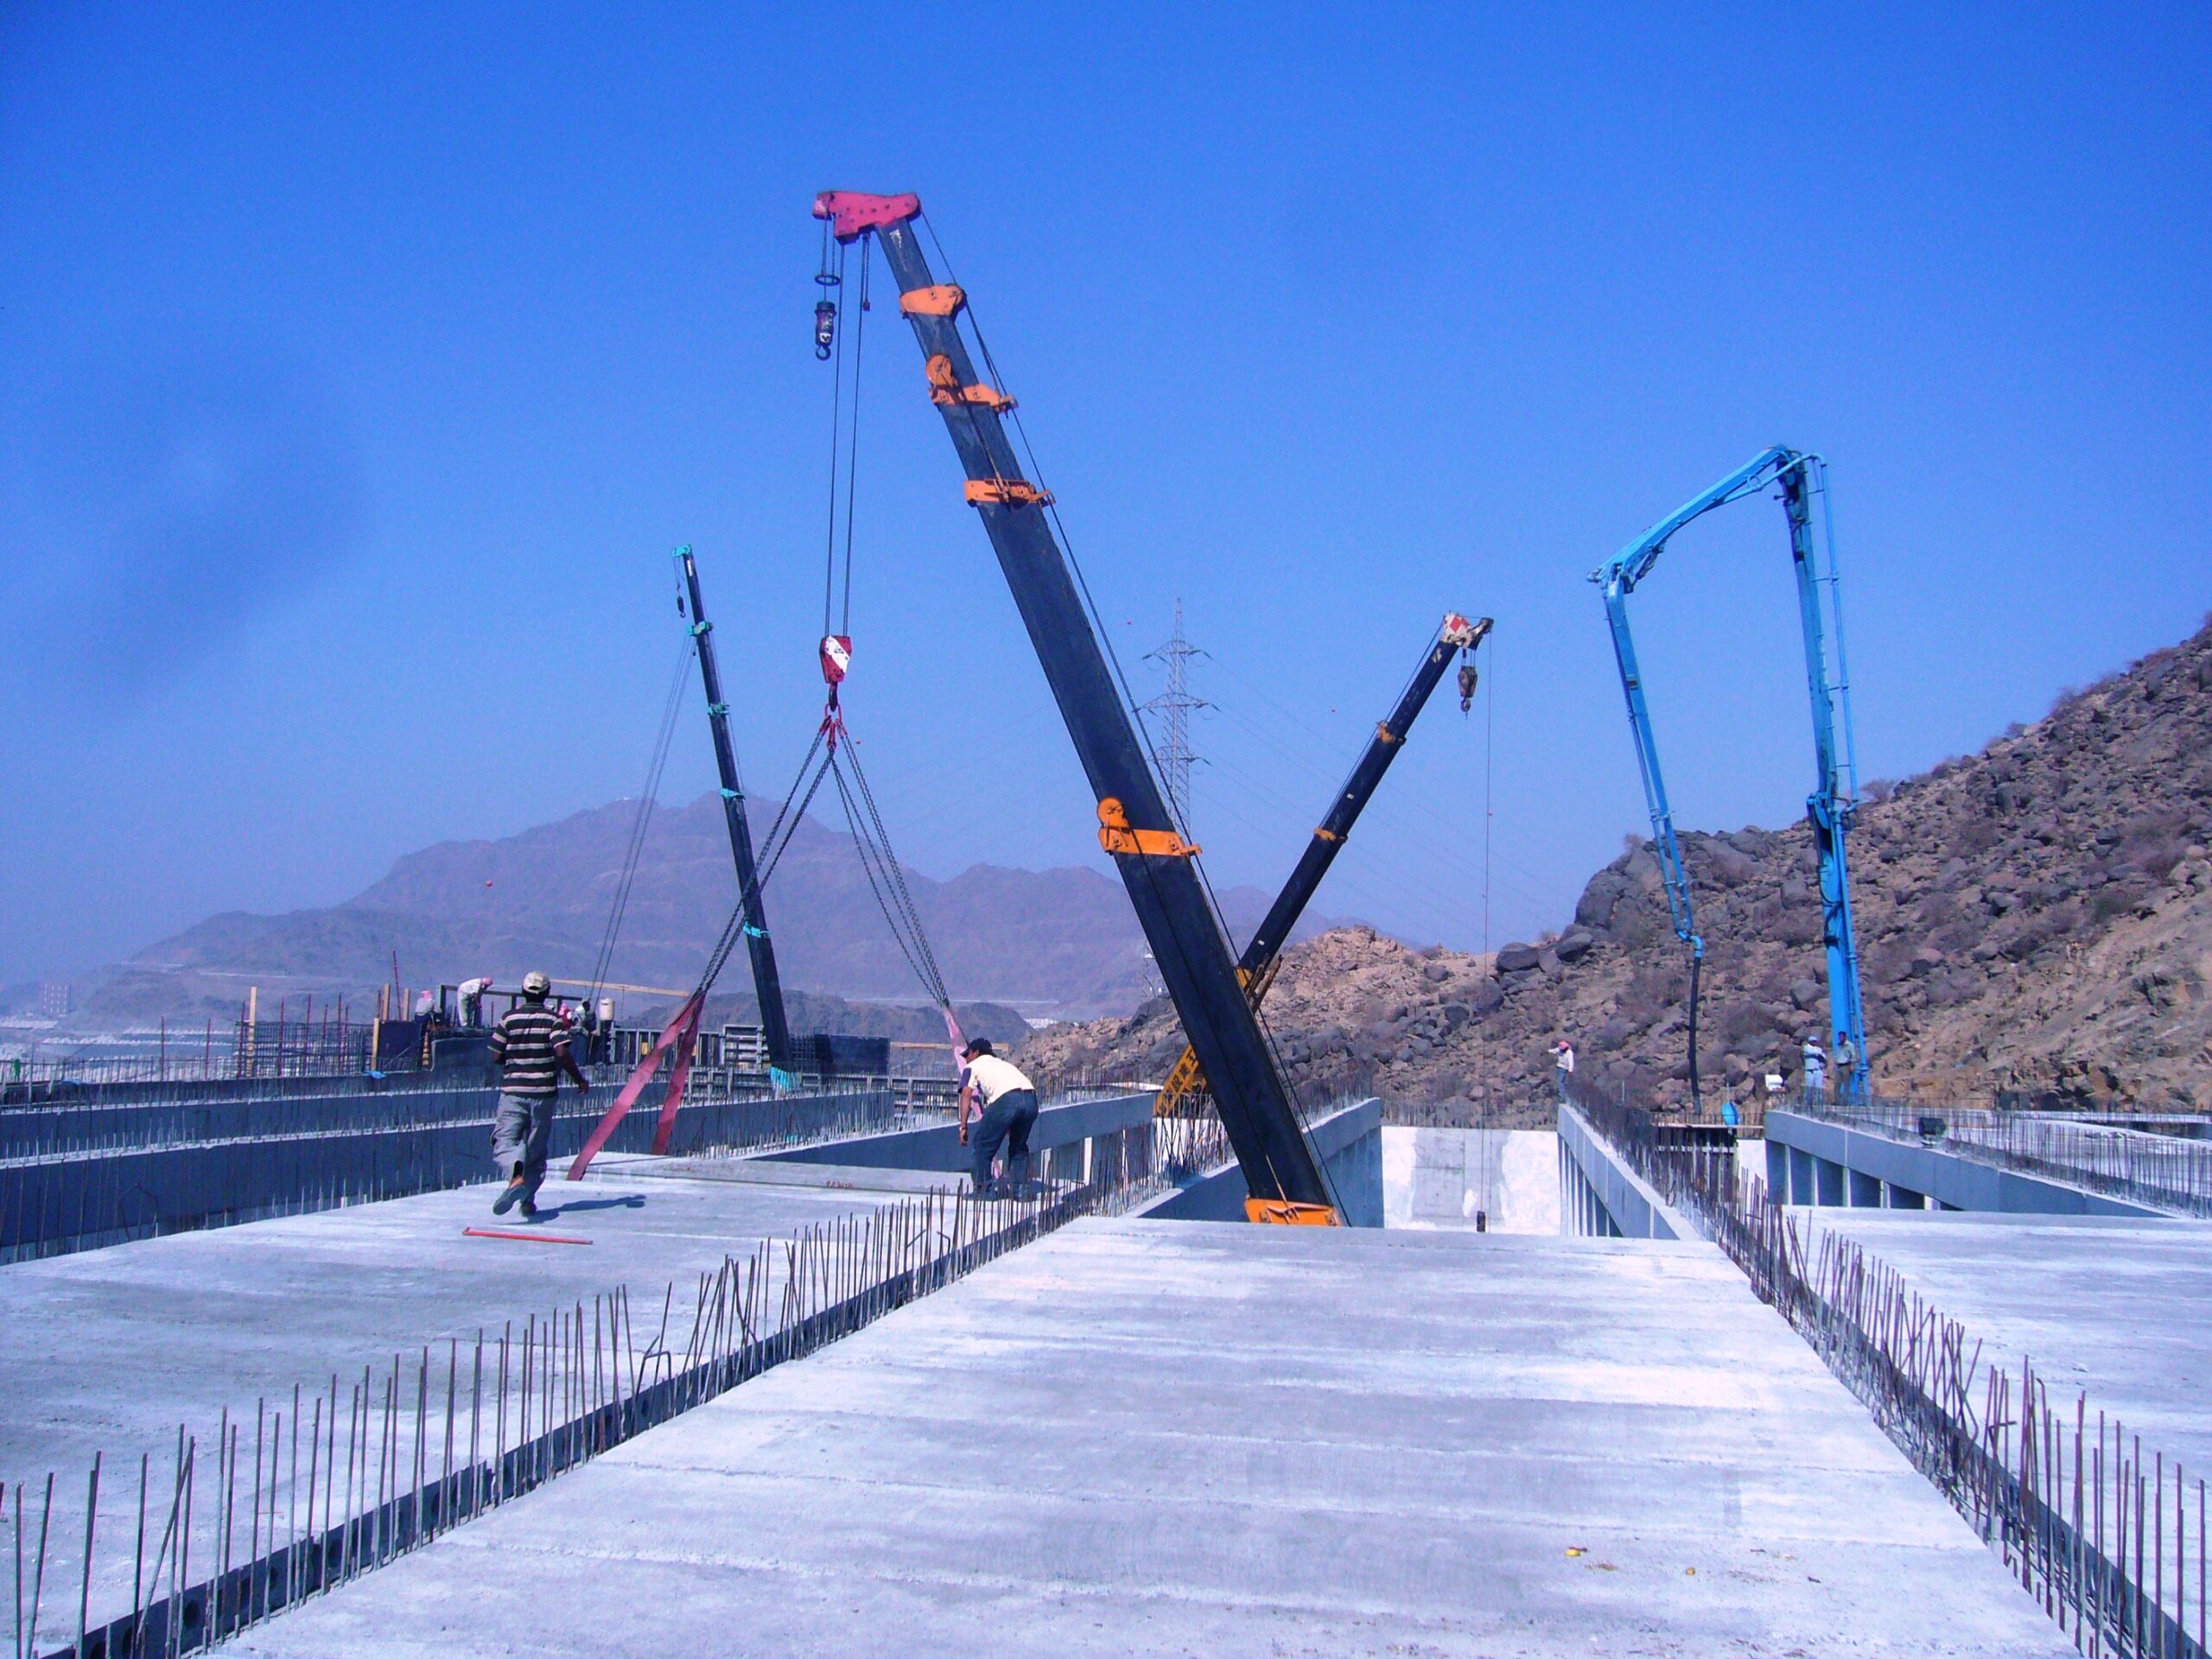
[{"left": 488, "top": 971, "right": 590, "bottom": 1217}]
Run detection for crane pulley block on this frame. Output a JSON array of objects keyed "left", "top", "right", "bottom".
[
  {"left": 963, "top": 478, "right": 1053, "bottom": 507},
  {"left": 927, "top": 353, "right": 1015, "bottom": 411},
  {"left": 1096, "top": 797, "right": 1200, "bottom": 858},
  {"left": 899, "top": 284, "right": 967, "bottom": 318},
  {"left": 812, "top": 189, "right": 920, "bottom": 243}
]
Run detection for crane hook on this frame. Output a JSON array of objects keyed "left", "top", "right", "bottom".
[
  {"left": 813, "top": 298, "right": 837, "bottom": 360},
  {"left": 1458, "top": 659, "right": 1480, "bottom": 714}
]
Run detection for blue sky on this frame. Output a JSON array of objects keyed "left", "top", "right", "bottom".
[{"left": 2, "top": 2, "right": 2207, "bottom": 987}]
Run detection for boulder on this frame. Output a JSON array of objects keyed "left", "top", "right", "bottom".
[
  {"left": 1495, "top": 943, "right": 1541, "bottom": 973},
  {"left": 1468, "top": 983, "right": 1506, "bottom": 1016},
  {"left": 1554, "top": 930, "right": 1594, "bottom": 963}
]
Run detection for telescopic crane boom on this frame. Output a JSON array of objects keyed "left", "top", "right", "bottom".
[
  {"left": 1154, "top": 612, "right": 1491, "bottom": 1116},
  {"left": 1590, "top": 447, "right": 1869, "bottom": 1107},
  {"left": 813, "top": 188, "right": 1336, "bottom": 1221}
]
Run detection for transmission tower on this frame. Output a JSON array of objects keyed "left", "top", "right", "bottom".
[{"left": 1141, "top": 599, "right": 1209, "bottom": 836}]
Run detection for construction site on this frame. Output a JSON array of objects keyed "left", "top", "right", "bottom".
[
  {"left": 7, "top": 7, "right": 2212, "bottom": 1640},
  {"left": 1, "top": 181, "right": 2206, "bottom": 1657}
]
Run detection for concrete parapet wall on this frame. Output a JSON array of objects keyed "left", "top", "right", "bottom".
[
  {"left": 760, "top": 1091, "right": 1154, "bottom": 1173},
  {"left": 1133, "top": 1099, "right": 1384, "bottom": 1227},
  {"left": 1555, "top": 1103, "right": 1694, "bottom": 1240},
  {"left": 0, "top": 1089, "right": 895, "bottom": 1260},
  {"left": 1765, "top": 1111, "right": 2165, "bottom": 1217}
]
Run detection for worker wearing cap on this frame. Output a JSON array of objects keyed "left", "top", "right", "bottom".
[
  {"left": 957, "top": 1039, "right": 1038, "bottom": 1198},
  {"left": 488, "top": 971, "right": 590, "bottom": 1217}
]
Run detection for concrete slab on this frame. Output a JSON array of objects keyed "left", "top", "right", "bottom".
[
  {"left": 0, "top": 1157, "right": 912, "bottom": 1639},
  {"left": 219, "top": 1220, "right": 2069, "bottom": 1656},
  {"left": 1801, "top": 1207, "right": 2212, "bottom": 1477}
]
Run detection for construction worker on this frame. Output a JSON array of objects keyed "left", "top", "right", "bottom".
[
  {"left": 1802, "top": 1036, "right": 1828, "bottom": 1103},
  {"left": 1551, "top": 1038, "right": 1576, "bottom": 1105},
  {"left": 1834, "top": 1033, "right": 1859, "bottom": 1098},
  {"left": 488, "top": 971, "right": 590, "bottom": 1217},
  {"left": 957, "top": 1039, "right": 1038, "bottom": 1198}
]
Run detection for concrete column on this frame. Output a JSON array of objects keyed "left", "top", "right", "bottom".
[
  {"left": 1789, "top": 1147, "right": 1815, "bottom": 1205},
  {"left": 1815, "top": 1158, "right": 1845, "bottom": 1207},
  {"left": 1885, "top": 1182, "right": 1925, "bottom": 1210},
  {"left": 1848, "top": 1169, "right": 1883, "bottom": 1208}
]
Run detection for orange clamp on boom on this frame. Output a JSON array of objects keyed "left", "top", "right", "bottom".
[
  {"left": 900, "top": 284, "right": 966, "bottom": 318},
  {"left": 1246, "top": 1198, "right": 1340, "bottom": 1226},
  {"left": 927, "top": 354, "right": 1016, "bottom": 412},
  {"left": 965, "top": 478, "right": 1053, "bottom": 507},
  {"left": 1096, "top": 797, "right": 1200, "bottom": 858}
]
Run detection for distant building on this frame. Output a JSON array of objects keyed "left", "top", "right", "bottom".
[{"left": 37, "top": 982, "right": 70, "bottom": 1019}]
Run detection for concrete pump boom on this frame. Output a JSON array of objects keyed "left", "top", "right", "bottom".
[
  {"left": 1154, "top": 611, "right": 1492, "bottom": 1116},
  {"left": 812, "top": 188, "right": 1336, "bottom": 1221},
  {"left": 1589, "top": 446, "right": 1870, "bottom": 1107}
]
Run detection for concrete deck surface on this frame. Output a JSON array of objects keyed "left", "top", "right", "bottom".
[
  {"left": 222, "top": 1220, "right": 2068, "bottom": 1656},
  {"left": 1801, "top": 1207, "right": 2212, "bottom": 1476},
  {"left": 0, "top": 1154, "right": 923, "bottom": 1638}
]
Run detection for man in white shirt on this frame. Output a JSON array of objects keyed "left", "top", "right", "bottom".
[
  {"left": 958, "top": 1039, "right": 1039, "bottom": 1198},
  {"left": 1552, "top": 1039, "right": 1575, "bottom": 1104}
]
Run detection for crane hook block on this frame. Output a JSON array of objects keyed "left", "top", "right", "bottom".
[
  {"left": 964, "top": 478, "right": 1053, "bottom": 507},
  {"left": 1245, "top": 1198, "right": 1340, "bottom": 1226},
  {"left": 899, "top": 285, "right": 967, "bottom": 318},
  {"left": 927, "top": 354, "right": 1015, "bottom": 411},
  {"left": 1096, "top": 797, "right": 1200, "bottom": 858},
  {"left": 811, "top": 190, "right": 921, "bottom": 243}
]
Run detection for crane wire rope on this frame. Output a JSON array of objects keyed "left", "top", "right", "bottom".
[
  {"left": 918, "top": 213, "right": 1339, "bottom": 1208},
  {"left": 585, "top": 638, "right": 694, "bottom": 1011}
]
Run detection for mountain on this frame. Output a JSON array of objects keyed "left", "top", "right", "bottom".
[
  {"left": 83, "top": 796, "right": 1346, "bottom": 1026},
  {"left": 1020, "top": 619, "right": 2212, "bottom": 1116}
]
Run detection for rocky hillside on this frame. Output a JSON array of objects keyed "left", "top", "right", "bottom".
[{"left": 1022, "top": 620, "right": 2212, "bottom": 1116}]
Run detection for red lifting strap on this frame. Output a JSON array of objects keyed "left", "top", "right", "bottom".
[{"left": 566, "top": 992, "right": 706, "bottom": 1179}]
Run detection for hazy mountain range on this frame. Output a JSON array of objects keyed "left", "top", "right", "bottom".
[{"left": 62, "top": 793, "right": 1345, "bottom": 1027}]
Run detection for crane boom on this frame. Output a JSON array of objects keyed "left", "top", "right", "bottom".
[
  {"left": 814, "top": 188, "right": 1334, "bottom": 1218},
  {"left": 1154, "top": 612, "right": 1492, "bottom": 1116},
  {"left": 677, "top": 544, "right": 794, "bottom": 1071},
  {"left": 1589, "top": 447, "right": 1869, "bottom": 1106}
]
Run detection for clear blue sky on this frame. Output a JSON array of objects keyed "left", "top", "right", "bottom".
[{"left": 3, "top": 2, "right": 2207, "bottom": 988}]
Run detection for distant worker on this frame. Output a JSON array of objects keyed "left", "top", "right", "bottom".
[
  {"left": 1551, "top": 1039, "right": 1576, "bottom": 1104},
  {"left": 1802, "top": 1037, "right": 1827, "bottom": 1103},
  {"left": 458, "top": 975, "right": 493, "bottom": 1027},
  {"left": 1834, "top": 1033, "right": 1859, "bottom": 1099},
  {"left": 488, "top": 971, "right": 590, "bottom": 1218},
  {"left": 957, "top": 1039, "right": 1039, "bottom": 1199},
  {"left": 413, "top": 988, "right": 435, "bottom": 1021}
]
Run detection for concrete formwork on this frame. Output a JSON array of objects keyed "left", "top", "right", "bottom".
[{"left": 215, "top": 1220, "right": 2070, "bottom": 1657}]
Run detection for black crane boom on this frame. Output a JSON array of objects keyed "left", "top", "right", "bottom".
[
  {"left": 677, "top": 544, "right": 793, "bottom": 1071},
  {"left": 814, "top": 189, "right": 1333, "bottom": 1218}
]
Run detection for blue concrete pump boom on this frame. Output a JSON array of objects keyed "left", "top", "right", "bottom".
[{"left": 1590, "top": 447, "right": 1870, "bottom": 1107}]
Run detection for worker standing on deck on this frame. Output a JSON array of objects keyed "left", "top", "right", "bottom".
[
  {"left": 1801, "top": 1037, "right": 1827, "bottom": 1103},
  {"left": 1552, "top": 1039, "right": 1576, "bottom": 1105},
  {"left": 488, "top": 971, "right": 590, "bottom": 1218},
  {"left": 957, "top": 1039, "right": 1039, "bottom": 1198}
]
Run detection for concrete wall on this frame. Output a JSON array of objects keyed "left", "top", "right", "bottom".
[
  {"left": 1554, "top": 1103, "right": 1694, "bottom": 1241},
  {"left": 1764, "top": 1111, "right": 2165, "bottom": 1217},
  {"left": 761, "top": 1091, "right": 1154, "bottom": 1177},
  {"left": 0, "top": 1090, "right": 895, "bottom": 1260},
  {"left": 1133, "top": 1099, "right": 1384, "bottom": 1227}
]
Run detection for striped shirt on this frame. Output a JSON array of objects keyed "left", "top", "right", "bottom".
[{"left": 487, "top": 1004, "right": 570, "bottom": 1099}]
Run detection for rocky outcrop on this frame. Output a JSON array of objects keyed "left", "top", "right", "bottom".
[{"left": 1022, "top": 618, "right": 2212, "bottom": 1116}]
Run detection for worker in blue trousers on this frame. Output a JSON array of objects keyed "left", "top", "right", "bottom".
[{"left": 957, "top": 1039, "right": 1039, "bottom": 1198}]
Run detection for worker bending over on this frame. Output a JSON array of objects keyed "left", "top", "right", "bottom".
[
  {"left": 488, "top": 971, "right": 590, "bottom": 1217},
  {"left": 957, "top": 1039, "right": 1039, "bottom": 1198}
]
